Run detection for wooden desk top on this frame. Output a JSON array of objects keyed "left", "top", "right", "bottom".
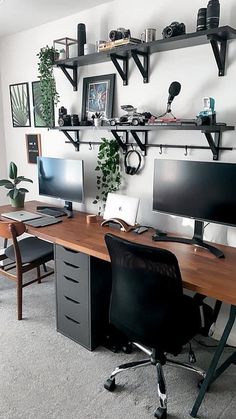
[{"left": 1, "top": 200, "right": 236, "bottom": 306}]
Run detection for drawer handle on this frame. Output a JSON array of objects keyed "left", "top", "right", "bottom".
[
  {"left": 64, "top": 261, "right": 79, "bottom": 269},
  {"left": 65, "top": 295, "right": 80, "bottom": 304},
  {"left": 64, "top": 275, "right": 79, "bottom": 284},
  {"left": 62, "top": 247, "right": 78, "bottom": 254},
  {"left": 65, "top": 315, "right": 80, "bottom": 325}
]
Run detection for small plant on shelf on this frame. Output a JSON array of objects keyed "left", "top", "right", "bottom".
[
  {"left": 0, "top": 162, "right": 33, "bottom": 208},
  {"left": 37, "top": 45, "right": 60, "bottom": 127},
  {"left": 93, "top": 138, "right": 121, "bottom": 215}
]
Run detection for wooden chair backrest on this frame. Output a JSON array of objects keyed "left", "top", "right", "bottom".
[{"left": 0, "top": 221, "right": 26, "bottom": 239}]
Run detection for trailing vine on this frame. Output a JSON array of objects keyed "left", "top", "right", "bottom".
[
  {"left": 37, "top": 45, "right": 60, "bottom": 127},
  {"left": 93, "top": 138, "right": 121, "bottom": 214}
]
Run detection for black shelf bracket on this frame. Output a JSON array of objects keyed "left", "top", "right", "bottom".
[
  {"left": 58, "top": 64, "right": 77, "bottom": 90},
  {"left": 208, "top": 35, "right": 227, "bottom": 76},
  {"left": 110, "top": 53, "right": 128, "bottom": 86},
  {"left": 130, "top": 130, "right": 148, "bottom": 155},
  {"left": 131, "top": 49, "right": 149, "bottom": 83},
  {"left": 111, "top": 130, "right": 128, "bottom": 152},
  {"left": 203, "top": 131, "right": 221, "bottom": 160},
  {"left": 62, "top": 130, "right": 80, "bottom": 151}
]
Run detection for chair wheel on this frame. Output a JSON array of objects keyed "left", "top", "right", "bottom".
[
  {"left": 122, "top": 342, "right": 133, "bottom": 354},
  {"left": 154, "top": 407, "right": 167, "bottom": 419},
  {"left": 104, "top": 378, "right": 116, "bottom": 391}
]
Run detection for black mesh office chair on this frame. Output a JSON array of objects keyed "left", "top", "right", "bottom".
[{"left": 104, "top": 234, "right": 206, "bottom": 419}]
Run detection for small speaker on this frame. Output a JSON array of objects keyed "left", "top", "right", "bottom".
[{"left": 77, "top": 23, "right": 86, "bottom": 56}]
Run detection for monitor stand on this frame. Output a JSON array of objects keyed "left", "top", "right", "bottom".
[{"left": 152, "top": 220, "right": 224, "bottom": 258}]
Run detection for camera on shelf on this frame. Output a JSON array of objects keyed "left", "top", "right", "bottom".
[
  {"left": 162, "top": 21, "right": 186, "bottom": 38},
  {"left": 109, "top": 27, "right": 131, "bottom": 41},
  {"left": 196, "top": 97, "right": 216, "bottom": 126},
  {"left": 58, "top": 107, "right": 79, "bottom": 127}
]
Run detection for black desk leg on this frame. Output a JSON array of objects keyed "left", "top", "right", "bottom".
[{"left": 190, "top": 305, "right": 236, "bottom": 417}]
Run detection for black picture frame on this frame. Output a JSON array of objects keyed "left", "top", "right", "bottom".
[
  {"left": 9, "top": 82, "right": 31, "bottom": 127},
  {"left": 32, "top": 81, "right": 54, "bottom": 128},
  {"left": 81, "top": 74, "right": 115, "bottom": 121},
  {"left": 25, "top": 134, "right": 42, "bottom": 164}
]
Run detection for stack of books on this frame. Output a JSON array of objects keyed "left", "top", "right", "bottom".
[{"left": 98, "top": 38, "right": 141, "bottom": 52}]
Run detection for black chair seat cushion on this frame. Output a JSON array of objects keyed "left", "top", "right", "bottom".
[{"left": 5, "top": 237, "right": 53, "bottom": 264}]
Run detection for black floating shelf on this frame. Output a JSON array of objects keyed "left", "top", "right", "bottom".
[
  {"left": 55, "top": 25, "right": 236, "bottom": 87},
  {"left": 56, "top": 124, "right": 234, "bottom": 160}
]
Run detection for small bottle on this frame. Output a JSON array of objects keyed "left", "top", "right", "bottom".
[{"left": 206, "top": 0, "right": 220, "bottom": 29}]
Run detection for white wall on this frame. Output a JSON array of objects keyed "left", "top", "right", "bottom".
[
  {"left": 0, "top": 71, "right": 7, "bottom": 204},
  {"left": 0, "top": 0, "right": 236, "bottom": 343}
]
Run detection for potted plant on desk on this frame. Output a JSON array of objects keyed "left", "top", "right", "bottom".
[{"left": 0, "top": 162, "right": 33, "bottom": 208}]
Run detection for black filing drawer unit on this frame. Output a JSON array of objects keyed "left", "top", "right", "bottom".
[{"left": 55, "top": 244, "right": 111, "bottom": 351}]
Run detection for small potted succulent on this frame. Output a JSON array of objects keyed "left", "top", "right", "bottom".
[{"left": 0, "top": 162, "right": 33, "bottom": 208}]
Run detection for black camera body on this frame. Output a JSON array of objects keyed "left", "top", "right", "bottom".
[
  {"left": 58, "top": 114, "right": 71, "bottom": 127},
  {"left": 58, "top": 107, "right": 79, "bottom": 127},
  {"left": 109, "top": 27, "right": 131, "bottom": 41},
  {"left": 162, "top": 21, "right": 186, "bottom": 38}
]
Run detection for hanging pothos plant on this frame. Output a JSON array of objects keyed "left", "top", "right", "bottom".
[
  {"left": 37, "top": 45, "right": 60, "bottom": 127},
  {"left": 93, "top": 138, "right": 121, "bottom": 214}
]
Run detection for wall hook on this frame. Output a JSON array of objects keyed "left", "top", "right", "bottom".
[
  {"left": 159, "top": 144, "right": 163, "bottom": 155},
  {"left": 89, "top": 142, "right": 92, "bottom": 151},
  {"left": 184, "top": 145, "right": 188, "bottom": 156}
]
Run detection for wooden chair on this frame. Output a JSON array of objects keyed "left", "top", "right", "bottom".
[{"left": 0, "top": 220, "right": 54, "bottom": 320}]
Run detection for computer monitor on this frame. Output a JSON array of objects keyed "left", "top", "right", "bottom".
[
  {"left": 37, "top": 157, "right": 84, "bottom": 209},
  {"left": 152, "top": 159, "right": 236, "bottom": 258}
]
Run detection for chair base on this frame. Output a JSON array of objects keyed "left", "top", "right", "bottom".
[{"left": 104, "top": 342, "right": 206, "bottom": 418}]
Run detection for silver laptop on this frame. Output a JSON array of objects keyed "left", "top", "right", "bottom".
[
  {"left": 1, "top": 210, "right": 43, "bottom": 222},
  {"left": 103, "top": 193, "right": 140, "bottom": 226}
]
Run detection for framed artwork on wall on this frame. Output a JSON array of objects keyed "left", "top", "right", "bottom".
[
  {"left": 81, "top": 74, "right": 115, "bottom": 122},
  {"left": 9, "top": 82, "right": 31, "bottom": 127},
  {"left": 25, "top": 134, "right": 41, "bottom": 164},
  {"left": 32, "top": 81, "right": 54, "bottom": 127}
]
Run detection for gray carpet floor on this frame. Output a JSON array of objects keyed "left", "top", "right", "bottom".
[{"left": 1, "top": 273, "right": 236, "bottom": 419}]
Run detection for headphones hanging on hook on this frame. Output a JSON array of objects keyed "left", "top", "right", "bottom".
[{"left": 124, "top": 149, "right": 142, "bottom": 175}]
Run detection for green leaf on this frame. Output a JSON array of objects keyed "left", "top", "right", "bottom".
[
  {"left": 13, "top": 189, "right": 19, "bottom": 199},
  {"left": 16, "top": 176, "right": 33, "bottom": 183},
  {"left": 0, "top": 179, "right": 14, "bottom": 188},
  {"left": 9, "top": 162, "right": 17, "bottom": 179},
  {"left": 18, "top": 188, "right": 29, "bottom": 193}
]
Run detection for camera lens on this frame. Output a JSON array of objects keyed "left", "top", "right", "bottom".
[
  {"left": 109, "top": 30, "right": 117, "bottom": 41},
  {"left": 197, "top": 8, "right": 207, "bottom": 31},
  {"left": 207, "top": 0, "right": 220, "bottom": 29}
]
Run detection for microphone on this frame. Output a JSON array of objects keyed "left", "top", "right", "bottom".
[{"left": 168, "top": 81, "right": 181, "bottom": 104}]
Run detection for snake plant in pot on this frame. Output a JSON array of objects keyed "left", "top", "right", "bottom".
[{"left": 0, "top": 162, "right": 33, "bottom": 208}]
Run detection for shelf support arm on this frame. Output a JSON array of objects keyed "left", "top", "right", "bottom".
[
  {"left": 111, "top": 130, "right": 128, "bottom": 152},
  {"left": 110, "top": 54, "right": 128, "bottom": 86},
  {"left": 208, "top": 35, "right": 227, "bottom": 77},
  {"left": 131, "top": 49, "right": 149, "bottom": 83},
  {"left": 58, "top": 65, "right": 77, "bottom": 91},
  {"left": 130, "top": 130, "right": 148, "bottom": 155},
  {"left": 203, "top": 131, "right": 221, "bottom": 160},
  {"left": 61, "top": 130, "right": 80, "bottom": 151}
]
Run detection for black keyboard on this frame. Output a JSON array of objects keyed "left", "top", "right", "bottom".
[
  {"left": 37, "top": 208, "right": 66, "bottom": 217},
  {"left": 25, "top": 217, "right": 62, "bottom": 227}
]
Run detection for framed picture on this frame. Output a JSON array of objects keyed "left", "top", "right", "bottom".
[
  {"left": 32, "top": 81, "right": 54, "bottom": 127},
  {"left": 9, "top": 82, "right": 31, "bottom": 127},
  {"left": 25, "top": 134, "right": 41, "bottom": 164},
  {"left": 81, "top": 74, "right": 115, "bottom": 121}
]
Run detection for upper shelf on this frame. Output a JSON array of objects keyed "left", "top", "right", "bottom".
[{"left": 55, "top": 26, "right": 236, "bottom": 87}]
